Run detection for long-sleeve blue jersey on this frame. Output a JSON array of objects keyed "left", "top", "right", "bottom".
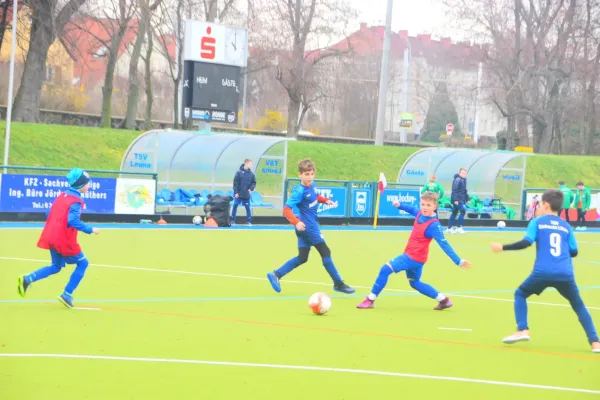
[
  {"left": 399, "top": 203, "right": 462, "bottom": 265},
  {"left": 65, "top": 188, "right": 93, "bottom": 234},
  {"left": 524, "top": 215, "right": 577, "bottom": 280}
]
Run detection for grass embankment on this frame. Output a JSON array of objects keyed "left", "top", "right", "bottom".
[{"left": 1, "top": 122, "right": 599, "bottom": 188}]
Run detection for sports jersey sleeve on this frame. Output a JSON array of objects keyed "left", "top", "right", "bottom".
[
  {"left": 397, "top": 203, "right": 419, "bottom": 217},
  {"left": 283, "top": 185, "right": 303, "bottom": 225},
  {"left": 568, "top": 226, "right": 579, "bottom": 257},
  {"left": 317, "top": 194, "right": 330, "bottom": 204},
  {"left": 523, "top": 218, "right": 539, "bottom": 244},
  {"left": 67, "top": 202, "right": 93, "bottom": 234},
  {"left": 428, "top": 221, "right": 461, "bottom": 265},
  {"left": 285, "top": 185, "right": 304, "bottom": 208},
  {"left": 502, "top": 219, "right": 537, "bottom": 251}
]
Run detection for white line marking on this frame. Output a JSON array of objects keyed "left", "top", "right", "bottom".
[
  {"left": 0, "top": 353, "right": 597, "bottom": 394},
  {"left": 438, "top": 327, "right": 473, "bottom": 332},
  {"left": 1, "top": 256, "right": 598, "bottom": 311},
  {"left": 75, "top": 307, "right": 101, "bottom": 311}
]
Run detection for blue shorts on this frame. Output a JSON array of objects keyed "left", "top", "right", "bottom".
[
  {"left": 296, "top": 229, "right": 325, "bottom": 248},
  {"left": 388, "top": 254, "right": 425, "bottom": 281},
  {"left": 519, "top": 274, "right": 579, "bottom": 300},
  {"left": 50, "top": 249, "right": 86, "bottom": 267},
  {"left": 233, "top": 198, "right": 250, "bottom": 206}
]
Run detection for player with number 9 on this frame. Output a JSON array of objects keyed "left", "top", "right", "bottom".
[{"left": 490, "top": 189, "right": 600, "bottom": 353}]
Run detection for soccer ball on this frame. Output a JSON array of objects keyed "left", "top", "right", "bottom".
[
  {"left": 497, "top": 220, "right": 506, "bottom": 229},
  {"left": 192, "top": 215, "right": 202, "bottom": 225},
  {"left": 308, "top": 292, "right": 332, "bottom": 315}
]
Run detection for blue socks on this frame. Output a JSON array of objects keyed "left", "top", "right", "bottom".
[
  {"left": 275, "top": 257, "right": 303, "bottom": 278},
  {"left": 63, "top": 258, "right": 89, "bottom": 297},
  {"left": 371, "top": 265, "right": 393, "bottom": 296},
  {"left": 369, "top": 265, "right": 441, "bottom": 300},
  {"left": 26, "top": 265, "right": 62, "bottom": 283},
  {"left": 514, "top": 288, "right": 530, "bottom": 331},
  {"left": 515, "top": 287, "right": 599, "bottom": 343},
  {"left": 409, "top": 280, "right": 439, "bottom": 299},
  {"left": 25, "top": 257, "right": 90, "bottom": 299},
  {"left": 322, "top": 257, "right": 342, "bottom": 283},
  {"left": 275, "top": 255, "right": 342, "bottom": 283}
]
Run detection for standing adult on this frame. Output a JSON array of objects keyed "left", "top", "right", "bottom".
[
  {"left": 557, "top": 181, "right": 574, "bottom": 222},
  {"left": 232, "top": 159, "right": 257, "bottom": 226},
  {"left": 447, "top": 168, "right": 468, "bottom": 234},
  {"left": 574, "top": 181, "right": 591, "bottom": 231}
]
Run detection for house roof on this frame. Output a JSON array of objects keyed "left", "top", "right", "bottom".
[
  {"left": 328, "top": 23, "right": 487, "bottom": 69},
  {"left": 156, "top": 33, "right": 176, "bottom": 62},
  {"left": 246, "top": 23, "right": 487, "bottom": 71}
]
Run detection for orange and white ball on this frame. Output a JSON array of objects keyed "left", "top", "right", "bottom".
[{"left": 308, "top": 292, "right": 332, "bottom": 315}]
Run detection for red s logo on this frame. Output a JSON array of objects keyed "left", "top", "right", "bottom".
[{"left": 200, "top": 26, "right": 216, "bottom": 60}]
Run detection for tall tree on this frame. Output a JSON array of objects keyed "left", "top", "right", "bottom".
[
  {"left": 0, "top": 0, "right": 12, "bottom": 55},
  {"left": 252, "top": 0, "right": 355, "bottom": 137},
  {"left": 124, "top": 0, "right": 161, "bottom": 130},
  {"left": 11, "top": 0, "right": 86, "bottom": 122},
  {"left": 421, "top": 83, "right": 462, "bottom": 142},
  {"left": 143, "top": 25, "right": 154, "bottom": 128},
  {"left": 446, "top": 0, "right": 580, "bottom": 154}
]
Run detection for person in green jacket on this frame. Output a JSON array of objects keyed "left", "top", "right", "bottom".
[
  {"left": 557, "top": 181, "right": 574, "bottom": 222},
  {"left": 422, "top": 174, "right": 444, "bottom": 198},
  {"left": 574, "top": 181, "right": 592, "bottom": 231}
]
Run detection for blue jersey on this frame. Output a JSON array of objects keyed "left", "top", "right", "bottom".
[
  {"left": 524, "top": 215, "right": 578, "bottom": 280},
  {"left": 285, "top": 183, "right": 320, "bottom": 232}
]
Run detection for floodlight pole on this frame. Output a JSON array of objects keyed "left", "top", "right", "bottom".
[
  {"left": 374, "top": 0, "right": 393, "bottom": 146},
  {"left": 473, "top": 61, "right": 483, "bottom": 144},
  {"left": 3, "top": 0, "right": 18, "bottom": 173}
]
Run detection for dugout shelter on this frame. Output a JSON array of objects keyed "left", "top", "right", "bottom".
[
  {"left": 120, "top": 130, "right": 288, "bottom": 213},
  {"left": 397, "top": 148, "right": 532, "bottom": 217}
]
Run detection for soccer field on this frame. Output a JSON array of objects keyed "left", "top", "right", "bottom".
[{"left": 1, "top": 225, "right": 599, "bottom": 399}]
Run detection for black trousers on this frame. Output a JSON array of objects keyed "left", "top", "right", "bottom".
[
  {"left": 576, "top": 208, "right": 586, "bottom": 227},
  {"left": 559, "top": 208, "right": 570, "bottom": 222}
]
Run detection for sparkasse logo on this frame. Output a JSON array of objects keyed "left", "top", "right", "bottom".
[{"left": 200, "top": 26, "right": 216, "bottom": 60}]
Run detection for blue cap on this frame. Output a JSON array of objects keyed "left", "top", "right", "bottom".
[{"left": 67, "top": 168, "right": 91, "bottom": 189}]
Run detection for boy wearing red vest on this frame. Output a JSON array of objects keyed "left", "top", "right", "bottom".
[
  {"left": 357, "top": 191, "right": 472, "bottom": 310},
  {"left": 17, "top": 168, "right": 100, "bottom": 308}
]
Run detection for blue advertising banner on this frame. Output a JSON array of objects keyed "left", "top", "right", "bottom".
[
  {"left": 377, "top": 188, "right": 421, "bottom": 218},
  {"left": 351, "top": 188, "right": 372, "bottom": 218},
  {"left": 315, "top": 186, "right": 347, "bottom": 218},
  {"left": 0, "top": 174, "right": 117, "bottom": 214}
]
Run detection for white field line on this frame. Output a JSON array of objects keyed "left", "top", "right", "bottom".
[
  {"left": 0, "top": 353, "right": 598, "bottom": 394},
  {"left": 438, "top": 327, "right": 473, "bottom": 332},
  {"left": 1, "top": 256, "right": 599, "bottom": 311}
]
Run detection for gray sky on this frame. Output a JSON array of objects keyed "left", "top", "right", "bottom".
[{"left": 351, "top": 0, "right": 466, "bottom": 41}]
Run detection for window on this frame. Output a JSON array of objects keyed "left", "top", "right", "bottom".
[{"left": 44, "top": 65, "right": 54, "bottom": 83}]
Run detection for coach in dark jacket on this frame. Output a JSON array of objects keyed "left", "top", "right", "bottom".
[
  {"left": 447, "top": 168, "right": 469, "bottom": 234},
  {"left": 232, "top": 159, "right": 257, "bottom": 226}
]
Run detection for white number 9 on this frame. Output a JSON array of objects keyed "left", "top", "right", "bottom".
[{"left": 550, "top": 232, "right": 561, "bottom": 256}]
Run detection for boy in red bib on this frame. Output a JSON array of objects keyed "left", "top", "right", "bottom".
[
  {"left": 17, "top": 168, "right": 100, "bottom": 308},
  {"left": 358, "top": 191, "right": 472, "bottom": 310}
]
